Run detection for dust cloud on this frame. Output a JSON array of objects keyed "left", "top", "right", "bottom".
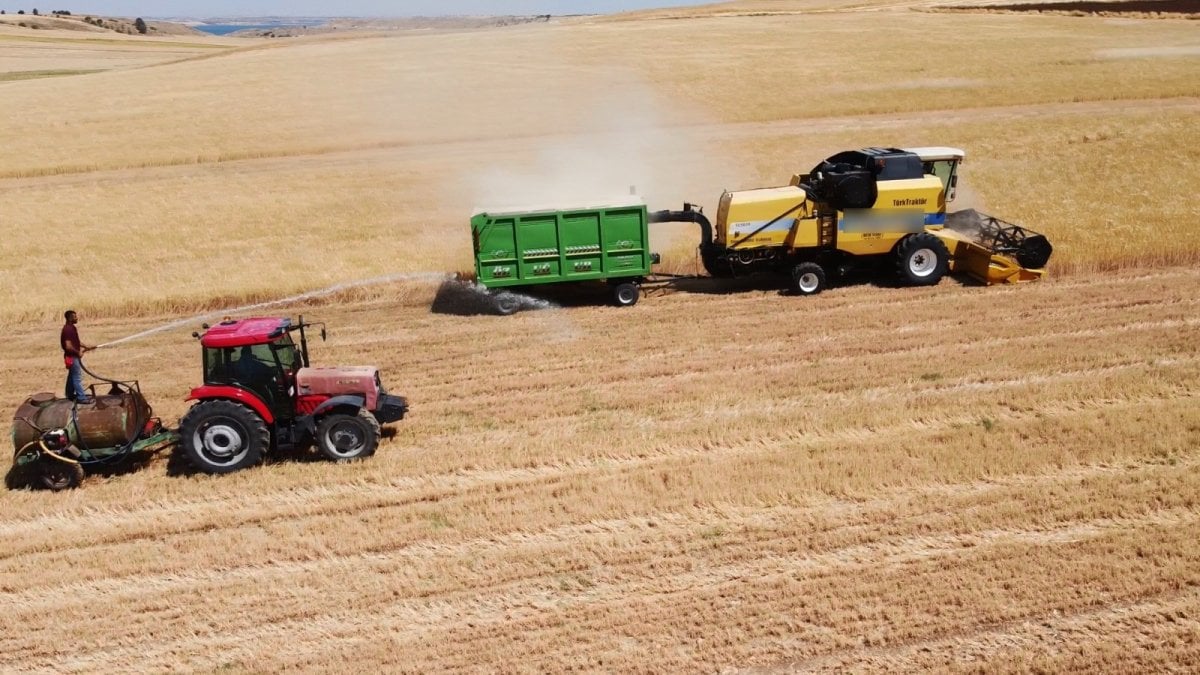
[
  {"left": 430, "top": 279, "right": 557, "bottom": 316},
  {"left": 468, "top": 79, "right": 723, "bottom": 212},
  {"left": 463, "top": 77, "right": 742, "bottom": 266}
]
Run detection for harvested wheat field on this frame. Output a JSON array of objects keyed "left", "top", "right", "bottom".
[{"left": 0, "top": 0, "right": 1198, "bottom": 671}]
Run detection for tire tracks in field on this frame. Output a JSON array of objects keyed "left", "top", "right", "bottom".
[
  {"left": 0, "top": 390, "right": 1193, "bottom": 596},
  {"left": 1, "top": 272, "right": 1194, "bottom": 551},
  {"left": 17, "top": 504, "right": 1199, "bottom": 673},
  {"left": 406, "top": 270, "right": 1200, "bottom": 389},
  {"left": 0, "top": 356, "right": 1191, "bottom": 552},
  {"left": 435, "top": 315, "right": 1199, "bottom": 417},
  {"left": 419, "top": 323, "right": 1199, "bottom": 439},
  {"left": 410, "top": 288, "right": 1200, "bottom": 411},
  {"left": 5, "top": 453, "right": 1197, "bottom": 616},
  {"left": 783, "top": 586, "right": 1200, "bottom": 673}
]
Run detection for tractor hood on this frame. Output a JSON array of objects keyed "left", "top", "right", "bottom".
[{"left": 296, "top": 366, "right": 380, "bottom": 400}]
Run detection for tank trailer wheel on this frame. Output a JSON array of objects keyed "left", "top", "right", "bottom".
[
  {"left": 316, "top": 409, "right": 381, "bottom": 462},
  {"left": 789, "top": 262, "right": 828, "bottom": 296},
  {"left": 37, "top": 459, "right": 84, "bottom": 491},
  {"left": 612, "top": 282, "right": 640, "bottom": 307},
  {"left": 494, "top": 292, "right": 520, "bottom": 316},
  {"left": 896, "top": 233, "right": 950, "bottom": 287},
  {"left": 179, "top": 400, "right": 269, "bottom": 475}
]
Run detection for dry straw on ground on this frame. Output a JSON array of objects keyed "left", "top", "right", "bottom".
[{"left": 0, "top": 0, "right": 1198, "bottom": 671}]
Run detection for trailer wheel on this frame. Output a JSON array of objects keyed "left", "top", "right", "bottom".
[
  {"left": 37, "top": 459, "right": 84, "bottom": 491},
  {"left": 896, "top": 233, "right": 950, "bottom": 287},
  {"left": 179, "top": 400, "right": 268, "bottom": 474},
  {"left": 316, "top": 409, "right": 381, "bottom": 462},
  {"left": 789, "top": 262, "right": 827, "bottom": 296},
  {"left": 612, "top": 282, "right": 640, "bottom": 307},
  {"left": 494, "top": 292, "right": 520, "bottom": 316}
]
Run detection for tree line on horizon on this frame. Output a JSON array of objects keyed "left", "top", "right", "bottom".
[{"left": 0, "top": 8, "right": 151, "bottom": 33}]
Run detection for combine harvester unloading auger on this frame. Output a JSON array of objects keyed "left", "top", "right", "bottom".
[
  {"left": 463, "top": 147, "right": 1053, "bottom": 312},
  {"left": 9, "top": 316, "right": 408, "bottom": 491}
]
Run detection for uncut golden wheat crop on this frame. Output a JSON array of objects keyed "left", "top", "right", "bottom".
[
  {"left": 1, "top": 1, "right": 1199, "bottom": 672},
  {"left": 1, "top": 2, "right": 1198, "bottom": 320}
]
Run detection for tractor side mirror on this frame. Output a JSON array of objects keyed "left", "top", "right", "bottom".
[
  {"left": 320, "top": 328, "right": 327, "bottom": 342},
  {"left": 192, "top": 332, "right": 200, "bottom": 339}
]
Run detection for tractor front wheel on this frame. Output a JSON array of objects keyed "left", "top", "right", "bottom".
[
  {"left": 316, "top": 409, "right": 381, "bottom": 462},
  {"left": 895, "top": 233, "right": 950, "bottom": 287},
  {"left": 179, "top": 400, "right": 269, "bottom": 474}
]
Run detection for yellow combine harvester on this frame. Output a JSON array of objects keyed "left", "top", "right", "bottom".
[{"left": 650, "top": 147, "right": 1052, "bottom": 294}]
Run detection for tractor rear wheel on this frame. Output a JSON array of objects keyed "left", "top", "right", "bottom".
[
  {"left": 179, "top": 400, "right": 269, "bottom": 474},
  {"left": 789, "top": 262, "right": 827, "bottom": 296},
  {"left": 895, "top": 233, "right": 950, "bottom": 287},
  {"left": 316, "top": 409, "right": 381, "bottom": 462},
  {"left": 612, "top": 281, "right": 640, "bottom": 307}
]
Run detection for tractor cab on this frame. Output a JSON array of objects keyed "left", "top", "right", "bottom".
[
  {"left": 906, "top": 147, "right": 964, "bottom": 203},
  {"left": 197, "top": 317, "right": 316, "bottom": 422}
]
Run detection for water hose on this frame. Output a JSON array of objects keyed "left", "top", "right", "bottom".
[{"left": 16, "top": 440, "right": 80, "bottom": 466}]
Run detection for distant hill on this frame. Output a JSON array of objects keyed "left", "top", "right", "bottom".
[
  {"left": 216, "top": 15, "right": 556, "bottom": 38},
  {"left": 0, "top": 12, "right": 204, "bottom": 36}
]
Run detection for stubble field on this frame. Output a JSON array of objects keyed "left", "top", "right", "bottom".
[{"left": 0, "top": 0, "right": 1198, "bottom": 671}]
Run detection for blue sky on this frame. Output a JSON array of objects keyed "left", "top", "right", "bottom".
[{"left": 23, "top": 1, "right": 709, "bottom": 18}]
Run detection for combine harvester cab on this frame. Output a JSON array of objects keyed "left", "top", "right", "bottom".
[{"left": 10, "top": 378, "right": 175, "bottom": 491}]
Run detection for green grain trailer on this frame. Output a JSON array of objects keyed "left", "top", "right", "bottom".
[{"left": 470, "top": 199, "right": 653, "bottom": 313}]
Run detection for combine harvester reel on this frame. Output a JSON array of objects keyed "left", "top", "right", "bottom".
[{"left": 939, "top": 209, "right": 1054, "bottom": 285}]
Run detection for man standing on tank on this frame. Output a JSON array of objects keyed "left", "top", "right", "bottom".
[{"left": 61, "top": 310, "right": 94, "bottom": 404}]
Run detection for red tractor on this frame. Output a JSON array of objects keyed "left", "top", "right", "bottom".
[{"left": 180, "top": 316, "right": 407, "bottom": 474}]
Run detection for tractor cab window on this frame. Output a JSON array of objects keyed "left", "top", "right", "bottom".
[
  {"left": 923, "top": 160, "right": 960, "bottom": 202},
  {"left": 271, "top": 336, "right": 302, "bottom": 373},
  {"left": 231, "top": 343, "right": 278, "bottom": 385},
  {"left": 203, "top": 347, "right": 226, "bottom": 383},
  {"left": 203, "top": 343, "right": 281, "bottom": 386},
  {"left": 203, "top": 342, "right": 291, "bottom": 417}
]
